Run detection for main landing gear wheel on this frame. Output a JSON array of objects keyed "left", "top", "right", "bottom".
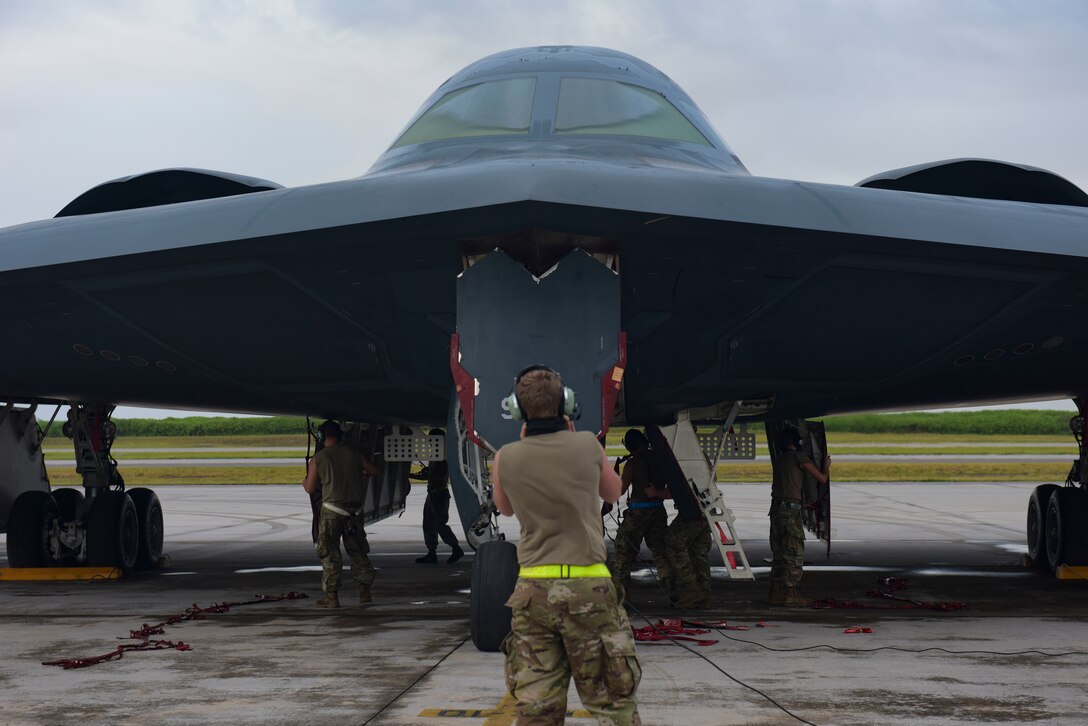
[
  {"left": 1045, "top": 487, "right": 1088, "bottom": 572},
  {"left": 6, "top": 491, "right": 58, "bottom": 567},
  {"left": 470, "top": 539, "right": 519, "bottom": 652},
  {"left": 51, "top": 487, "right": 84, "bottom": 522},
  {"left": 86, "top": 492, "right": 139, "bottom": 571},
  {"left": 1027, "top": 484, "right": 1060, "bottom": 571},
  {"left": 127, "top": 488, "right": 164, "bottom": 570}
]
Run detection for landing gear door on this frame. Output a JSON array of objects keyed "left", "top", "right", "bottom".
[
  {"left": 801, "top": 420, "right": 831, "bottom": 556},
  {"left": 455, "top": 249, "right": 621, "bottom": 451}
]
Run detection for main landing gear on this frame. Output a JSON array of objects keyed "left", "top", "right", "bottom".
[
  {"left": 5, "top": 403, "right": 163, "bottom": 571},
  {"left": 1026, "top": 402, "right": 1088, "bottom": 573}
]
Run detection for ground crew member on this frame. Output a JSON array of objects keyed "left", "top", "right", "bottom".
[
  {"left": 411, "top": 428, "right": 465, "bottom": 564},
  {"left": 302, "top": 420, "right": 381, "bottom": 608},
  {"left": 611, "top": 429, "right": 672, "bottom": 597},
  {"left": 643, "top": 479, "right": 712, "bottom": 609},
  {"left": 492, "top": 365, "right": 642, "bottom": 725},
  {"left": 768, "top": 427, "right": 830, "bottom": 607}
]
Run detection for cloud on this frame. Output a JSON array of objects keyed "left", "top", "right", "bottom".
[{"left": 3, "top": 1, "right": 1086, "bottom": 228}]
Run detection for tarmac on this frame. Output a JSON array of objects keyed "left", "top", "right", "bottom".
[{"left": 2, "top": 481, "right": 1088, "bottom": 725}]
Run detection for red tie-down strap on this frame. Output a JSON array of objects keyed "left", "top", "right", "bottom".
[
  {"left": 809, "top": 578, "right": 968, "bottom": 611},
  {"left": 632, "top": 618, "right": 751, "bottom": 646},
  {"left": 42, "top": 592, "right": 308, "bottom": 669},
  {"left": 633, "top": 620, "right": 718, "bottom": 646}
]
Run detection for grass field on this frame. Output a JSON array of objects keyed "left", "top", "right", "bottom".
[{"left": 39, "top": 431, "right": 1077, "bottom": 485}]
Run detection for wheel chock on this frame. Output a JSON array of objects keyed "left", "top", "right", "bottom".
[
  {"left": 1055, "top": 565, "right": 1088, "bottom": 581},
  {"left": 0, "top": 567, "right": 122, "bottom": 581}
]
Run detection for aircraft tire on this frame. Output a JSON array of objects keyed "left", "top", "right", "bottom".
[
  {"left": 51, "top": 487, "right": 84, "bottom": 522},
  {"left": 1045, "top": 487, "right": 1088, "bottom": 572},
  {"left": 1027, "top": 484, "right": 1060, "bottom": 570},
  {"left": 127, "top": 488, "right": 164, "bottom": 570},
  {"left": 86, "top": 492, "right": 140, "bottom": 571},
  {"left": 6, "top": 491, "right": 58, "bottom": 567},
  {"left": 470, "top": 539, "right": 519, "bottom": 652}
]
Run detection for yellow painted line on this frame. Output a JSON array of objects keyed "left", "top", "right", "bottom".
[
  {"left": 481, "top": 692, "right": 518, "bottom": 725},
  {"left": 419, "top": 692, "right": 591, "bottom": 721},
  {"left": 1056, "top": 565, "right": 1088, "bottom": 580},
  {"left": 0, "top": 567, "right": 121, "bottom": 581}
]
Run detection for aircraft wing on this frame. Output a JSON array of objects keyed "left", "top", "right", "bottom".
[{"left": 2, "top": 159, "right": 1087, "bottom": 424}]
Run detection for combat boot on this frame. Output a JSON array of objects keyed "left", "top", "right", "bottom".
[
  {"left": 674, "top": 581, "right": 708, "bottom": 609},
  {"left": 358, "top": 584, "right": 372, "bottom": 604},
  {"left": 415, "top": 551, "right": 438, "bottom": 564},
  {"left": 447, "top": 546, "right": 464, "bottom": 564},
  {"left": 767, "top": 581, "right": 785, "bottom": 606},
  {"left": 781, "top": 585, "right": 810, "bottom": 607},
  {"left": 316, "top": 591, "right": 340, "bottom": 609}
]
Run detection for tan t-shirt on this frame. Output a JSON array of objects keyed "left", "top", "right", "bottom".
[
  {"left": 314, "top": 444, "right": 366, "bottom": 510},
  {"left": 771, "top": 450, "right": 811, "bottom": 502},
  {"left": 497, "top": 430, "right": 607, "bottom": 567}
]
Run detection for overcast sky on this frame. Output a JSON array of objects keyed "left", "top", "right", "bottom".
[{"left": 1, "top": 1, "right": 1084, "bottom": 416}]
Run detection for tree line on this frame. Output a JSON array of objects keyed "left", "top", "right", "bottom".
[{"left": 38, "top": 409, "right": 1075, "bottom": 437}]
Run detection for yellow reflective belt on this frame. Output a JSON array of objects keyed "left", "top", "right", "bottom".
[{"left": 519, "top": 563, "right": 611, "bottom": 579}]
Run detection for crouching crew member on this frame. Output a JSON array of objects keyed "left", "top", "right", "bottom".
[
  {"left": 643, "top": 478, "right": 712, "bottom": 609},
  {"left": 768, "top": 427, "right": 830, "bottom": 607},
  {"left": 302, "top": 420, "right": 381, "bottom": 608},
  {"left": 492, "top": 365, "right": 642, "bottom": 725}
]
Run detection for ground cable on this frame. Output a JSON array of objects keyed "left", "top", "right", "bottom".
[
  {"left": 360, "top": 635, "right": 470, "bottom": 725},
  {"left": 624, "top": 599, "right": 818, "bottom": 726}
]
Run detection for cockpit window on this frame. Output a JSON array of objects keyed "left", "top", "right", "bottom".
[
  {"left": 555, "top": 78, "right": 711, "bottom": 146},
  {"left": 391, "top": 78, "right": 536, "bottom": 148}
]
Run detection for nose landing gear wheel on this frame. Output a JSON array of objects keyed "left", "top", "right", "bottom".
[
  {"left": 6, "top": 491, "right": 59, "bottom": 567},
  {"left": 86, "top": 492, "right": 139, "bottom": 571},
  {"left": 470, "top": 539, "right": 519, "bottom": 652}
]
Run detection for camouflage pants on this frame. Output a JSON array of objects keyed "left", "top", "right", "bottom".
[
  {"left": 666, "top": 517, "right": 711, "bottom": 597},
  {"left": 768, "top": 509, "right": 805, "bottom": 587},
  {"left": 610, "top": 507, "right": 670, "bottom": 588},
  {"left": 316, "top": 508, "right": 376, "bottom": 593},
  {"left": 502, "top": 578, "right": 642, "bottom": 725}
]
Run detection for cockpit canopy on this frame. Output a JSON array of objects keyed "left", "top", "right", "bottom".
[
  {"left": 390, "top": 75, "right": 712, "bottom": 149},
  {"left": 372, "top": 46, "right": 743, "bottom": 174}
]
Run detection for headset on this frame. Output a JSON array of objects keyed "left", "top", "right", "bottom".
[
  {"left": 503, "top": 364, "right": 576, "bottom": 421},
  {"left": 777, "top": 427, "right": 804, "bottom": 452},
  {"left": 316, "top": 419, "right": 341, "bottom": 444}
]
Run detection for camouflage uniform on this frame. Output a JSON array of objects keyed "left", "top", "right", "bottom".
[
  {"left": 768, "top": 508, "right": 805, "bottom": 587},
  {"left": 665, "top": 516, "right": 711, "bottom": 604},
  {"left": 503, "top": 578, "right": 642, "bottom": 725},
  {"left": 611, "top": 507, "right": 671, "bottom": 589},
  {"left": 316, "top": 508, "right": 376, "bottom": 593}
]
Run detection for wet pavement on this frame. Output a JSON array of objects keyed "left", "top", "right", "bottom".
[{"left": 2, "top": 482, "right": 1087, "bottom": 725}]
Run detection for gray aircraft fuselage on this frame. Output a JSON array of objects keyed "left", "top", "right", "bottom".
[{"left": 2, "top": 45, "right": 1087, "bottom": 425}]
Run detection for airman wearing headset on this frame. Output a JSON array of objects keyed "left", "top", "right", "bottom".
[
  {"left": 302, "top": 420, "right": 381, "bottom": 609},
  {"left": 492, "top": 365, "right": 642, "bottom": 725},
  {"left": 768, "top": 427, "right": 830, "bottom": 607}
]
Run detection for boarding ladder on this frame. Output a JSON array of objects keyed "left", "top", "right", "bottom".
[{"left": 657, "top": 407, "right": 755, "bottom": 580}]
